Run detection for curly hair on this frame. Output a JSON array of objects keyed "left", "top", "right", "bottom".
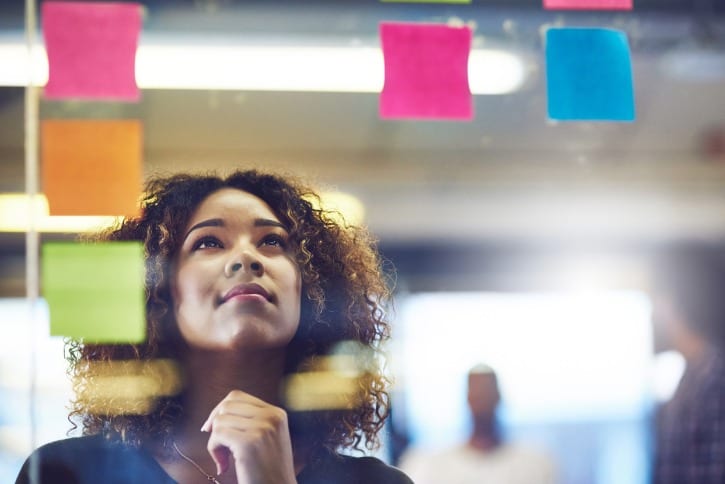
[{"left": 66, "top": 169, "right": 394, "bottom": 458}]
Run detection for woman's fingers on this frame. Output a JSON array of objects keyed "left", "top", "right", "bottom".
[
  {"left": 206, "top": 422, "right": 276, "bottom": 475},
  {"left": 202, "top": 390, "right": 296, "bottom": 483},
  {"left": 201, "top": 390, "right": 268, "bottom": 432},
  {"left": 207, "top": 435, "right": 232, "bottom": 475}
]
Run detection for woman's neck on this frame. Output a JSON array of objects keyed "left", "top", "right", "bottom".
[
  {"left": 152, "top": 347, "right": 311, "bottom": 481},
  {"left": 177, "top": 347, "right": 287, "bottom": 441}
]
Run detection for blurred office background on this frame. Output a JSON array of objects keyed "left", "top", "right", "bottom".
[{"left": 1, "top": 0, "right": 725, "bottom": 483}]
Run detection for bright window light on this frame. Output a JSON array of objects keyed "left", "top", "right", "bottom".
[
  {"left": 0, "top": 298, "right": 73, "bottom": 461},
  {"left": 650, "top": 350, "right": 685, "bottom": 402},
  {"left": 395, "top": 291, "right": 653, "bottom": 447}
]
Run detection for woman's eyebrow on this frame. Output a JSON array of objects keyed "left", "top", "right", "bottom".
[
  {"left": 254, "top": 218, "right": 288, "bottom": 231},
  {"left": 183, "top": 218, "right": 224, "bottom": 241},
  {"left": 184, "top": 218, "right": 286, "bottom": 241}
]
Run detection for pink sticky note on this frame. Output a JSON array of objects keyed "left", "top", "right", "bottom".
[
  {"left": 42, "top": 1, "right": 142, "bottom": 101},
  {"left": 543, "top": 0, "right": 632, "bottom": 10},
  {"left": 380, "top": 22, "right": 473, "bottom": 121}
]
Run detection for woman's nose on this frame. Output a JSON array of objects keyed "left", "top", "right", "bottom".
[{"left": 224, "top": 251, "right": 264, "bottom": 277}]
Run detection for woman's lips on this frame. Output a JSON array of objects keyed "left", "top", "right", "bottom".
[{"left": 221, "top": 283, "right": 271, "bottom": 304}]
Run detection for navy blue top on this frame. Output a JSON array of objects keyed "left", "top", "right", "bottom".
[{"left": 16, "top": 435, "right": 413, "bottom": 484}]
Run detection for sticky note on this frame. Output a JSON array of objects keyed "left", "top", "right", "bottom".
[
  {"left": 544, "top": 0, "right": 632, "bottom": 10},
  {"left": 42, "top": 119, "right": 142, "bottom": 216},
  {"left": 381, "top": 0, "right": 471, "bottom": 3},
  {"left": 42, "top": 1, "right": 142, "bottom": 101},
  {"left": 75, "top": 360, "right": 183, "bottom": 415},
  {"left": 380, "top": 22, "right": 473, "bottom": 120},
  {"left": 42, "top": 242, "right": 146, "bottom": 343},
  {"left": 545, "top": 28, "right": 635, "bottom": 121}
]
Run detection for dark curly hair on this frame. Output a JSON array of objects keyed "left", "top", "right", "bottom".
[{"left": 66, "top": 169, "right": 394, "bottom": 459}]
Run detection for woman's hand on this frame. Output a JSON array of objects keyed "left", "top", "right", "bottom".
[{"left": 201, "top": 390, "right": 297, "bottom": 484}]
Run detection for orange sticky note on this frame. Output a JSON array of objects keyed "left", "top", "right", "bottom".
[
  {"left": 42, "top": 120, "right": 142, "bottom": 216},
  {"left": 42, "top": 1, "right": 142, "bottom": 101}
]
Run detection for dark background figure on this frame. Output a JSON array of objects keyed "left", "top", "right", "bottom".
[
  {"left": 467, "top": 364, "right": 504, "bottom": 452},
  {"left": 651, "top": 246, "right": 725, "bottom": 484},
  {"left": 398, "top": 364, "right": 557, "bottom": 484}
]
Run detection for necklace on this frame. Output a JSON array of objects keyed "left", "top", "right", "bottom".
[{"left": 172, "top": 441, "right": 222, "bottom": 484}]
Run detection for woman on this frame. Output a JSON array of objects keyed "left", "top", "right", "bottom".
[{"left": 17, "top": 170, "right": 412, "bottom": 484}]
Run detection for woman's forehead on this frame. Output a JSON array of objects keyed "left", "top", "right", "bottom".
[{"left": 189, "top": 188, "right": 279, "bottom": 223}]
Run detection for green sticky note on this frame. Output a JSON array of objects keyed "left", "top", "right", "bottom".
[
  {"left": 42, "top": 241, "right": 146, "bottom": 343},
  {"left": 381, "top": 0, "right": 471, "bottom": 3}
]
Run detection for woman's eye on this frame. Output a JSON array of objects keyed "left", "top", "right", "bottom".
[
  {"left": 261, "top": 234, "right": 287, "bottom": 249},
  {"left": 192, "top": 236, "right": 223, "bottom": 250}
]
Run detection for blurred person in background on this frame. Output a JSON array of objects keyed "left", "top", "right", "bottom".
[
  {"left": 16, "top": 170, "right": 411, "bottom": 484},
  {"left": 398, "top": 364, "right": 557, "bottom": 484},
  {"left": 651, "top": 247, "right": 725, "bottom": 484}
]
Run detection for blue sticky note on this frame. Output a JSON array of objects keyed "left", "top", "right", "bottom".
[{"left": 546, "top": 28, "right": 635, "bottom": 121}]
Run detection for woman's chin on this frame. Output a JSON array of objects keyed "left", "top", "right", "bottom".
[{"left": 204, "top": 330, "right": 294, "bottom": 353}]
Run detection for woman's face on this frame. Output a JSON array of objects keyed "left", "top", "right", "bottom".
[{"left": 172, "top": 188, "right": 302, "bottom": 351}]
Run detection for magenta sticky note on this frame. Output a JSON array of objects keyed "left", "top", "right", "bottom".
[
  {"left": 543, "top": 0, "right": 632, "bottom": 10},
  {"left": 380, "top": 22, "right": 473, "bottom": 121},
  {"left": 42, "top": 1, "right": 142, "bottom": 101}
]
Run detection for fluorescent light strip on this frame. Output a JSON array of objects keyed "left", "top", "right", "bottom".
[
  {"left": 0, "top": 192, "right": 366, "bottom": 233},
  {"left": 0, "top": 194, "right": 118, "bottom": 233},
  {"left": 0, "top": 43, "right": 526, "bottom": 94}
]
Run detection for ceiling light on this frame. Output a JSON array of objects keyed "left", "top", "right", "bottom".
[
  {"left": 0, "top": 194, "right": 118, "bottom": 233},
  {"left": 0, "top": 39, "right": 527, "bottom": 94},
  {"left": 306, "top": 191, "right": 366, "bottom": 227}
]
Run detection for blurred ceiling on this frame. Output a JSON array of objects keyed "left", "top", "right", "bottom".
[{"left": 1, "top": 0, "right": 725, "bottom": 294}]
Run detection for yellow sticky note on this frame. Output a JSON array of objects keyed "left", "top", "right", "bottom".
[
  {"left": 42, "top": 242, "right": 146, "bottom": 343},
  {"left": 42, "top": 119, "right": 142, "bottom": 216}
]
